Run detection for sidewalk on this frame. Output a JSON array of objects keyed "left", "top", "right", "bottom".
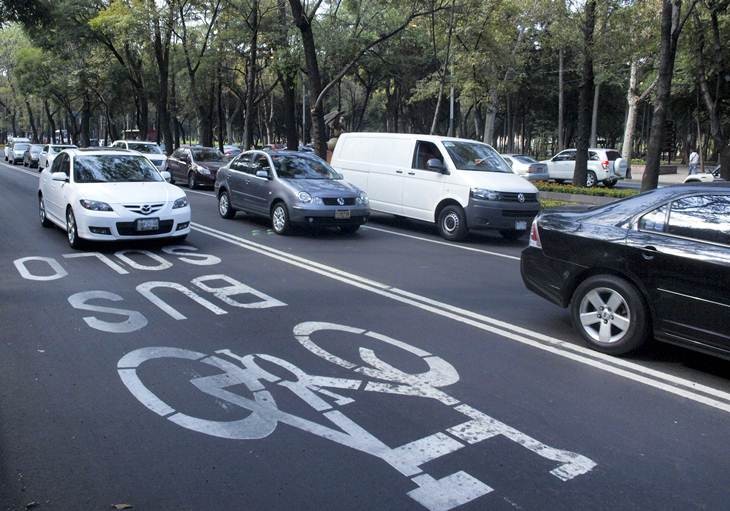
[{"left": 626, "top": 164, "right": 709, "bottom": 185}]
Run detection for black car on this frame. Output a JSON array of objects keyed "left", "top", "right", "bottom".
[
  {"left": 166, "top": 146, "right": 225, "bottom": 189},
  {"left": 521, "top": 183, "right": 730, "bottom": 359}
]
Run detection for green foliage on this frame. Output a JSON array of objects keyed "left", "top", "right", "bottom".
[{"left": 536, "top": 182, "right": 639, "bottom": 198}]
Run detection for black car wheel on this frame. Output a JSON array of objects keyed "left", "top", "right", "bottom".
[
  {"left": 188, "top": 172, "right": 197, "bottom": 189},
  {"left": 340, "top": 225, "right": 360, "bottom": 234},
  {"left": 271, "top": 202, "right": 291, "bottom": 235},
  {"left": 437, "top": 205, "right": 468, "bottom": 241},
  {"left": 39, "top": 195, "right": 52, "bottom": 227},
  {"left": 586, "top": 170, "right": 598, "bottom": 188},
  {"left": 603, "top": 178, "right": 617, "bottom": 188},
  {"left": 218, "top": 190, "right": 236, "bottom": 219},
  {"left": 499, "top": 229, "right": 526, "bottom": 240},
  {"left": 66, "top": 207, "right": 84, "bottom": 250},
  {"left": 571, "top": 275, "right": 649, "bottom": 355}
]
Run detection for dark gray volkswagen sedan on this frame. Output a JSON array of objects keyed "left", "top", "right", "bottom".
[{"left": 215, "top": 150, "right": 370, "bottom": 234}]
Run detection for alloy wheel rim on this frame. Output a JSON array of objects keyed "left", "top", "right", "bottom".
[
  {"left": 578, "top": 287, "right": 631, "bottom": 344},
  {"left": 443, "top": 212, "right": 459, "bottom": 233},
  {"left": 188, "top": 174, "right": 195, "bottom": 188},
  {"left": 39, "top": 198, "right": 45, "bottom": 222},
  {"left": 67, "top": 211, "right": 75, "bottom": 244},
  {"left": 219, "top": 194, "right": 229, "bottom": 215},
  {"left": 587, "top": 173, "right": 596, "bottom": 187},
  {"left": 272, "top": 207, "right": 286, "bottom": 231}
]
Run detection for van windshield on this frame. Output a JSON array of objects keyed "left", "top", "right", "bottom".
[{"left": 443, "top": 141, "right": 513, "bottom": 173}]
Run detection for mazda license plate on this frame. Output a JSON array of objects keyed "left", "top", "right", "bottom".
[
  {"left": 335, "top": 210, "right": 351, "bottom": 220},
  {"left": 515, "top": 220, "right": 527, "bottom": 230},
  {"left": 136, "top": 218, "right": 159, "bottom": 231}
]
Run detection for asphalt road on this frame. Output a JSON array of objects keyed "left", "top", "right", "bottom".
[{"left": 1, "top": 160, "right": 730, "bottom": 510}]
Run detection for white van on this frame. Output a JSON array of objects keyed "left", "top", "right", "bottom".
[{"left": 330, "top": 133, "right": 539, "bottom": 240}]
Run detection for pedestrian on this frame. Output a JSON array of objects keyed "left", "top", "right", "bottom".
[{"left": 688, "top": 149, "right": 699, "bottom": 175}]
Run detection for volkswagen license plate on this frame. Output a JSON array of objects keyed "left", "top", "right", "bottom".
[
  {"left": 335, "top": 210, "right": 351, "bottom": 220},
  {"left": 515, "top": 220, "right": 527, "bottom": 230},
  {"left": 136, "top": 218, "right": 159, "bottom": 231}
]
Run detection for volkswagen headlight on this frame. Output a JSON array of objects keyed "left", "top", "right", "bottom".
[
  {"left": 356, "top": 192, "right": 369, "bottom": 206},
  {"left": 470, "top": 188, "right": 500, "bottom": 201},
  {"left": 79, "top": 199, "right": 113, "bottom": 211},
  {"left": 172, "top": 197, "right": 188, "bottom": 209},
  {"left": 297, "top": 191, "right": 312, "bottom": 203}
]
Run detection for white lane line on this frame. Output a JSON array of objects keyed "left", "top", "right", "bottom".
[
  {"left": 362, "top": 225, "right": 521, "bottom": 261},
  {"left": 1, "top": 162, "right": 42, "bottom": 178},
  {"left": 191, "top": 222, "right": 730, "bottom": 414},
  {"left": 185, "top": 188, "right": 216, "bottom": 197}
]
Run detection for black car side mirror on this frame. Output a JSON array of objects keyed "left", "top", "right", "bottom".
[{"left": 427, "top": 158, "right": 447, "bottom": 173}]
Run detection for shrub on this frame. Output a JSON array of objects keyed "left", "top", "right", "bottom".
[{"left": 536, "top": 182, "right": 639, "bottom": 198}]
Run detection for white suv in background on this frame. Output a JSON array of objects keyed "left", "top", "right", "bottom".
[
  {"left": 542, "top": 148, "right": 627, "bottom": 187},
  {"left": 111, "top": 140, "right": 167, "bottom": 170}
]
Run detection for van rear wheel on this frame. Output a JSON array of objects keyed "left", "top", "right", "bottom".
[{"left": 437, "top": 205, "right": 468, "bottom": 241}]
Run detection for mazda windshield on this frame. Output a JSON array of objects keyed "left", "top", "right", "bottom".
[
  {"left": 443, "top": 141, "right": 513, "bottom": 173},
  {"left": 272, "top": 155, "right": 340, "bottom": 179},
  {"left": 74, "top": 155, "right": 163, "bottom": 183}
]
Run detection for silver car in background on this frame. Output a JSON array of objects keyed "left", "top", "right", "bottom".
[
  {"left": 501, "top": 154, "right": 550, "bottom": 182},
  {"left": 215, "top": 150, "right": 370, "bottom": 234}
]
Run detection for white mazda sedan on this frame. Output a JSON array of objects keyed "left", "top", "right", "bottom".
[{"left": 38, "top": 148, "right": 191, "bottom": 249}]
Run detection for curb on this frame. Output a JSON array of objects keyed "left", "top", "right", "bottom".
[{"left": 540, "top": 191, "right": 617, "bottom": 206}]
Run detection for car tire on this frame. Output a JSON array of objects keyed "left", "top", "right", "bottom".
[
  {"left": 570, "top": 275, "right": 649, "bottom": 355},
  {"left": 340, "top": 225, "right": 360, "bottom": 234},
  {"left": 39, "top": 195, "right": 52, "bottom": 228},
  {"left": 586, "top": 171, "right": 597, "bottom": 188},
  {"left": 66, "top": 207, "right": 84, "bottom": 250},
  {"left": 187, "top": 172, "right": 197, "bottom": 189},
  {"left": 437, "top": 205, "right": 468, "bottom": 241},
  {"left": 603, "top": 178, "right": 617, "bottom": 188},
  {"left": 499, "top": 229, "right": 526, "bottom": 240},
  {"left": 271, "top": 202, "right": 291, "bottom": 235},
  {"left": 218, "top": 190, "right": 236, "bottom": 219}
]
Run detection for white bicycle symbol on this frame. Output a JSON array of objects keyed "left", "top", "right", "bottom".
[{"left": 118, "top": 321, "right": 596, "bottom": 511}]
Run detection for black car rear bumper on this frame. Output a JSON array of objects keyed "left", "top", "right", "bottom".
[{"left": 520, "top": 246, "right": 578, "bottom": 308}]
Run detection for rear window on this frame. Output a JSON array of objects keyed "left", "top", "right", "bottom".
[{"left": 606, "top": 151, "right": 621, "bottom": 161}]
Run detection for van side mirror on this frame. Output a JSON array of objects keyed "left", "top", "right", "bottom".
[
  {"left": 256, "top": 169, "right": 270, "bottom": 179},
  {"left": 427, "top": 158, "right": 447, "bottom": 173}
]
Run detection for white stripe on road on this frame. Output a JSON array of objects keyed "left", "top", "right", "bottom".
[
  {"left": 190, "top": 222, "right": 730, "bottom": 414},
  {"left": 362, "top": 225, "right": 521, "bottom": 261}
]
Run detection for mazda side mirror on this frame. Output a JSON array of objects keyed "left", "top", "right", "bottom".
[
  {"left": 427, "top": 158, "right": 447, "bottom": 173},
  {"left": 51, "top": 172, "right": 68, "bottom": 182},
  {"left": 160, "top": 171, "right": 171, "bottom": 182}
]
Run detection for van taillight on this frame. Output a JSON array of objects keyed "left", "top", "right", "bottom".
[
  {"left": 602, "top": 160, "right": 609, "bottom": 169},
  {"left": 529, "top": 218, "right": 542, "bottom": 249}
]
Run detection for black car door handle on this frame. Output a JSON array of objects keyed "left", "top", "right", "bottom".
[{"left": 641, "top": 245, "right": 657, "bottom": 260}]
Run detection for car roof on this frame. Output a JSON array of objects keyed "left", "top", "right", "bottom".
[
  {"left": 63, "top": 148, "right": 134, "bottom": 156},
  {"left": 115, "top": 140, "right": 159, "bottom": 144},
  {"left": 338, "top": 132, "right": 499, "bottom": 146}
]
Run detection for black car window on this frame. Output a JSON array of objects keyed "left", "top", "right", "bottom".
[
  {"left": 171, "top": 149, "right": 184, "bottom": 159},
  {"left": 666, "top": 195, "right": 730, "bottom": 245},
  {"left": 413, "top": 141, "right": 445, "bottom": 171},
  {"left": 638, "top": 204, "right": 669, "bottom": 233}
]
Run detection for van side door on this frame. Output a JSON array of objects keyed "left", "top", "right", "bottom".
[{"left": 402, "top": 140, "right": 448, "bottom": 221}]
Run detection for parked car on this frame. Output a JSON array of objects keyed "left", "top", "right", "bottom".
[
  {"left": 8, "top": 142, "right": 31, "bottom": 164},
  {"left": 22, "top": 144, "right": 44, "bottom": 168},
  {"left": 111, "top": 140, "right": 167, "bottom": 170},
  {"left": 541, "top": 148, "right": 627, "bottom": 187},
  {"left": 331, "top": 133, "right": 539, "bottom": 241},
  {"left": 4, "top": 136, "right": 30, "bottom": 161},
  {"left": 262, "top": 143, "right": 286, "bottom": 152},
  {"left": 500, "top": 154, "right": 549, "bottom": 182},
  {"left": 39, "top": 144, "right": 78, "bottom": 171},
  {"left": 684, "top": 164, "right": 723, "bottom": 183},
  {"left": 215, "top": 150, "right": 370, "bottom": 234},
  {"left": 167, "top": 146, "right": 225, "bottom": 189},
  {"left": 38, "top": 148, "right": 190, "bottom": 249},
  {"left": 521, "top": 183, "right": 730, "bottom": 359},
  {"left": 223, "top": 145, "right": 243, "bottom": 158}
]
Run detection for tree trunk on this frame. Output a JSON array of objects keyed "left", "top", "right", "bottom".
[
  {"left": 243, "top": 0, "right": 259, "bottom": 149},
  {"left": 150, "top": 0, "right": 174, "bottom": 155},
  {"left": 558, "top": 48, "right": 565, "bottom": 151},
  {"left": 25, "top": 100, "right": 38, "bottom": 143},
  {"left": 80, "top": 93, "right": 91, "bottom": 147},
  {"left": 217, "top": 64, "right": 225, "bottom": 151},
  {"left": 573, "top": 0, "right": 596, "bottom": 187},
  {"left": 621, "top": 61, "right": 640, "bottom": 173},
  {"left": 590, "top": 82, "right": 600, "bottom": 147},
  {"left": 483, "top": 101, "right": 497, "bottom": 145},
  {"left": 642, "top": 0, "right": 693, "bottom": 191},
  {"left": 289, "top": 0, "right": 327, "bottom": 159},
  {"left": 44, "top": 100, "right": 56, "bottom": 144}
]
